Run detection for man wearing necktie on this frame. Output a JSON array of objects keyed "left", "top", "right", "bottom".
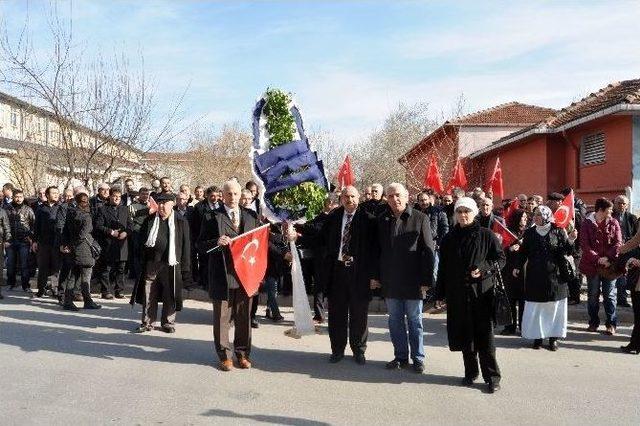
[
  {"left": 297, "top": 186, "right": 374, "bottom": 364},
  {"left": 197, "top": 180, "right": 261, "bottom": 371}
]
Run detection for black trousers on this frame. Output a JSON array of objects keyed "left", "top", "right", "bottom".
[
  {"left": 462, "top": 292, "right": 501, "bottom": 384},
  {"left": 36, "top": 244, "right": 61, "bottom": 291},
  {"left": 630, "top": 291, "right": 640, "bottom": 349},
  {"left": 95, "top": 259, "right": 126, "bottom": 294},
  {"left": 328, "top": 263, "right": 369, "bottom": 356}
]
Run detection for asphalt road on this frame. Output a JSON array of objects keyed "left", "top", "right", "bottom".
[{"left": 1, "top": 290, "right": 639, "bottom": 425}]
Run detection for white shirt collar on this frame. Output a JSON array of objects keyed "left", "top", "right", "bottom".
[{"left": 224, "top": 204, "right": 239, "bottom": 217}]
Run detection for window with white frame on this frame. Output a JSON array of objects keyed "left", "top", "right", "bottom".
[{"left": 580, "top": 132, "right": 605, "bottom": 166}]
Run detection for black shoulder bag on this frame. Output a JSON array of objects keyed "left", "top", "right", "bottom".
[{"left": 492, "top": 261, "right": 513, "bottom": 327}]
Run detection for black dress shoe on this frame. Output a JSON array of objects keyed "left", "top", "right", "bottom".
[
  {"left": 620, "top": 345, "right": 640, "bottom": 355},
  {"left": 412, "top": 362, "right": 425, "bottom": 374},
  {"left": 161, "top": 325, "right": 176, "bottom": 334},
  {"left": 385, "top": 358, "right": 409, "bottom": 370},
  {"left": 102, "top": 293, "right": 114, "bottom": 300},
  {"left": 251, "top": 319, "right": 259, "bottom": 329},
  {"left": 271, "top": 314, "right": 284, "bottom": 323},
  {"left": 134, "top": 324, "right": 152, "bottom": 333},
  {"left": 114, "top": 292, "right": 125, "bottom": 299},
  {"left": 329, "top": 353, "right": 344, "bottom": 363},
  {"left": 532, "top": 339, "right": 543, "bottom": 349},
  {"left": 487, "top": 382, "right": 501, "bottom": 393},
  {"left": 265, "top": 308, "right": 272, "bottom": 319},
  {"left": 548, "top": 338, "right": 559, "bottom": 351},
  {"left": 462, "top": 376, "right": 477, "bottom": 386},
  {"left": 35, "top": 289, "right": 45, "bottom": 298},
  {"left": 354, "top": 353, "right": 366, "bottom": 365}
]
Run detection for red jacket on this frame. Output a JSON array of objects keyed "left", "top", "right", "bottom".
[{"left": 579, "top": 214, "right": 622, "bottom": 277}]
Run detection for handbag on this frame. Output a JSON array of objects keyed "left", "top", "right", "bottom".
[
  {"left": 491, "top": 262, "right": 513, "bottom": 327},
  {"left": 557, "top": 254, "right": 577, "bottom": 283},
  {"left": 84, "top": 237, "right": 102, "bottom": 260}
]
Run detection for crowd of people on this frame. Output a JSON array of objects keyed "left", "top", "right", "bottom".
[{"left": 1, "top": 176, "right": 640, "bottom": 395}]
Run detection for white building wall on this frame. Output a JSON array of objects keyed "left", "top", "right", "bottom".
[{"left": 458, "top": 126, "right": 524, "bottom": 158}]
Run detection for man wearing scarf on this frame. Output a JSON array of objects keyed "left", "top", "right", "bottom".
[{"left": 130, "top": 193, "right": 191, "bottom": 334}]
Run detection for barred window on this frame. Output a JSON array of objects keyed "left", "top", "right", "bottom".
[{"left": 580, "top": 132, "right": 605, "bottom": 166}]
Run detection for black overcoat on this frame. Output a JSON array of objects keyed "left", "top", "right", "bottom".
[
  {"left": 131, "top": 213, "right": 191, "bottom": 311},
  {"left": 517, "top": 225, "right": 575, "bottom": 303},
  {"left": 93, "top": 203, "right": 133, "bottom": 262},
  {"left": 436, "top": 221, "right": 506, "bottom": 352},
  {"left": 197, "top": 205, "right": 261, "bottom": 301},
  {"left": 371, "top": 206, "right": 435, "bottom": 300}
]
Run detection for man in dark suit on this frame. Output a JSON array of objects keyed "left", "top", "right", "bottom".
[
  {"left": 360, "top": 183, "right": 386, "bottom": 217},
  {"left": 300, "top": 186, "right": 374, "bottom": 364},
  {"left": 93, "top": 187, "right": 133, "bottom": 299},
  {"left": 191, "top": 185, "right": 221, "bottom": 289},
  {"left": 371, "top": 183, "right": 435, "bottom": 374},
  {"left": 477, "top": 197, "right": 505, "bottom": 229},
  {"left": 614, "top": 195, "right": 639, "bottom": 307},
  {"left": 197, "top": 180, "right": 261, "bottom": 371},
  {"left": 131, "top": 193, "right": 191, "bottom": 333}
]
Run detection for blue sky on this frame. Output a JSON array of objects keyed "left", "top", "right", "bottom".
[{"left": 2, "top": 0, "right": 640, "bottom": 148}]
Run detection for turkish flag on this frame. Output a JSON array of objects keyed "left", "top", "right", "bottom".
[
  {"left": 424, "top": 154, "right": 444, "bottom": 193},
  {"left": 554, "top": 190, "right": 575, "bottom": 228},
  {"left": 447, "top": 158, "right": 468, "bottom": 192},
  {"left": 228, "top": 224, "right": 270, "bottom": 297},
  {"left": 336, "top": 155, "right": 355, "bottom": 188},
  {"left": 491, "top": 219, "right": 518, "bottom": 248},
  {"left": 504, "top": 198, "right": 520, "bottom": 222},
  {"left": 489, "top": 157, "right": 504, "bottom": 199}
]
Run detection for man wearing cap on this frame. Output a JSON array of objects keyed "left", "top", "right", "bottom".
[
  {"left": 197, "top": 180, "right": 261, "bottom": 371},
  {"left": 93, "top": 187, "right": 133, "bottom": 299},
  {"left": 546, "top": 192, "right": 564, "bottom": 213},
  {"left": 131, "top": 192, "right": 191, "bottom": 333}
]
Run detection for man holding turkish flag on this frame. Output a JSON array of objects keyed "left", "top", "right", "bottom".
[{"left": 197, "top": 179, "right": 263, "bottom": 372}]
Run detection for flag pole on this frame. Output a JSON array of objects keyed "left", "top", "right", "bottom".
[{"left": 206, "top": 223, "right": 271, "bottom": 253}]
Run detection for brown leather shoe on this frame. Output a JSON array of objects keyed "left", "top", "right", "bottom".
[
  {"left": 218, "top": 360, "right": 233, "bottom": 372},
  {"left": 237, "top": 357, "right": 252, "bottom": 369}
]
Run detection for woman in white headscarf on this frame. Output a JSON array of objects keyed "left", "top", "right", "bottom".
[
  {"left": 436, "top": 197, "right": 506, "bottom": 393},
  {"left": 514, "top": 205, "right": 577, "bottom": 350}
]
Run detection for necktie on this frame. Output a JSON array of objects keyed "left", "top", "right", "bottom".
[
  {"left": 230, "top": 210, "right": 240, "bottom": 232},
  {"left": 340, "top": 214, "right": 353, "bottom": 260}
]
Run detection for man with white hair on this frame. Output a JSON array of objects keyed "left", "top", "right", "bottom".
[
  {"left": 371, "top": 182, "right": 435, "bottom": 373},
  {"left": 197, "top": 180, "right": 262, "bottom": 371},
  {"left": 90, "top": 183, "right": 110, "bottom": 216},
  {"left": 613, "top": 195, "right": 638, "bottom": 307},
  {"left": 361, "top": 183, "right": 386, "bottom": 217}
]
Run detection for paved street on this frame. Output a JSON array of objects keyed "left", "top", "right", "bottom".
[{"left": 1, "top": 291, "right": 639, "bottom": 425}]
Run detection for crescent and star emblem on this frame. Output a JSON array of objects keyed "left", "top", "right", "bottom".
[
  {"left": 240, "top": 238, "right": 260, "bottom": 266},
  {"left": 555, "top": 205, "right": 569, "bottom": 223}
]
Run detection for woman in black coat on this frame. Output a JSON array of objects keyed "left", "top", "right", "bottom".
[
  {"left": 436, "top": 197, "right": 506, "bottom": 394},
  {"left": 60, "top": 193, "right": 101, "bottom": 311},
  {"left": 514, "top": 206, "right": 576, "bottom": 351},
  {"left": 500, "top": 209, "right": 528, "bottom": 335}
]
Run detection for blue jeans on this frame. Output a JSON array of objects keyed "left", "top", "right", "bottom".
[
  {"left": 385, "top": 298, "right": 425, "bottom": 364},
  {"left": 432, "top": 251, "right": 440, "bottom": 284},
  {"left": 6, "top": 241, "right": 31, "bottom": 289},
  {"left": 263, "top": 276, "right": 281, "bottom": 317},
  {"left": 587, "top": 275, "right": 617, "bottom": 328}
]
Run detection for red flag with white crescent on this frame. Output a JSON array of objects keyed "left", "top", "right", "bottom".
[
  {"left": 554, "top": 190, "right": 575, "bottom": 228},
  {"left": 228, "top": 224, "right": 270, "bottom": 297},
  {"left": 491, "top": 219, "right": 518, "bottom": 248}
]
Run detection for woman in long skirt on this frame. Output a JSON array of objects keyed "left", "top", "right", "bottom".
[{"left": 513, "top": 206, "right": 577, "bottom": 351}]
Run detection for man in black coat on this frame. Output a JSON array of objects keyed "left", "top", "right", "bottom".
[
  {"left": 371, "top": 183, "right": 435, "bottom": 373},
  {"left": 299, "top": 186, "right": 374, "bottom": 364},
  {"left": 197, "top": 180, "right": 261, "bottom": 371},
  {"left": 0, "top": 206, "right": 11, "bottom": 300},
  {"left": 613, "top": 195, "right": 639, "bottom": 307},
  {"left": 93, "top": 187, "right": 133, "bottom": 299},
  {"left": 477, "top": 197, "right": 506, "bottom": 229},
  {"left": 360, "top": 183, "right": 386, "bottom": 217},
  {"left": 130, "top": 193, "right": 191, "bottom": 333},
  {"left": 191, "top": 185, "right": 221, "bottom": 289},
  {"left": 33, "top": 186, "right": 63, "bottom": 298}
]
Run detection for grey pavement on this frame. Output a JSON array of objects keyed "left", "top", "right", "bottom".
[{"left": 1, "top": 290, "right": 639, "bottom": 425}]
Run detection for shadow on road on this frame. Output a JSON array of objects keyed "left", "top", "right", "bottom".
[{"left": 200, "top": 409, "right": 331, "bottom": 425}]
